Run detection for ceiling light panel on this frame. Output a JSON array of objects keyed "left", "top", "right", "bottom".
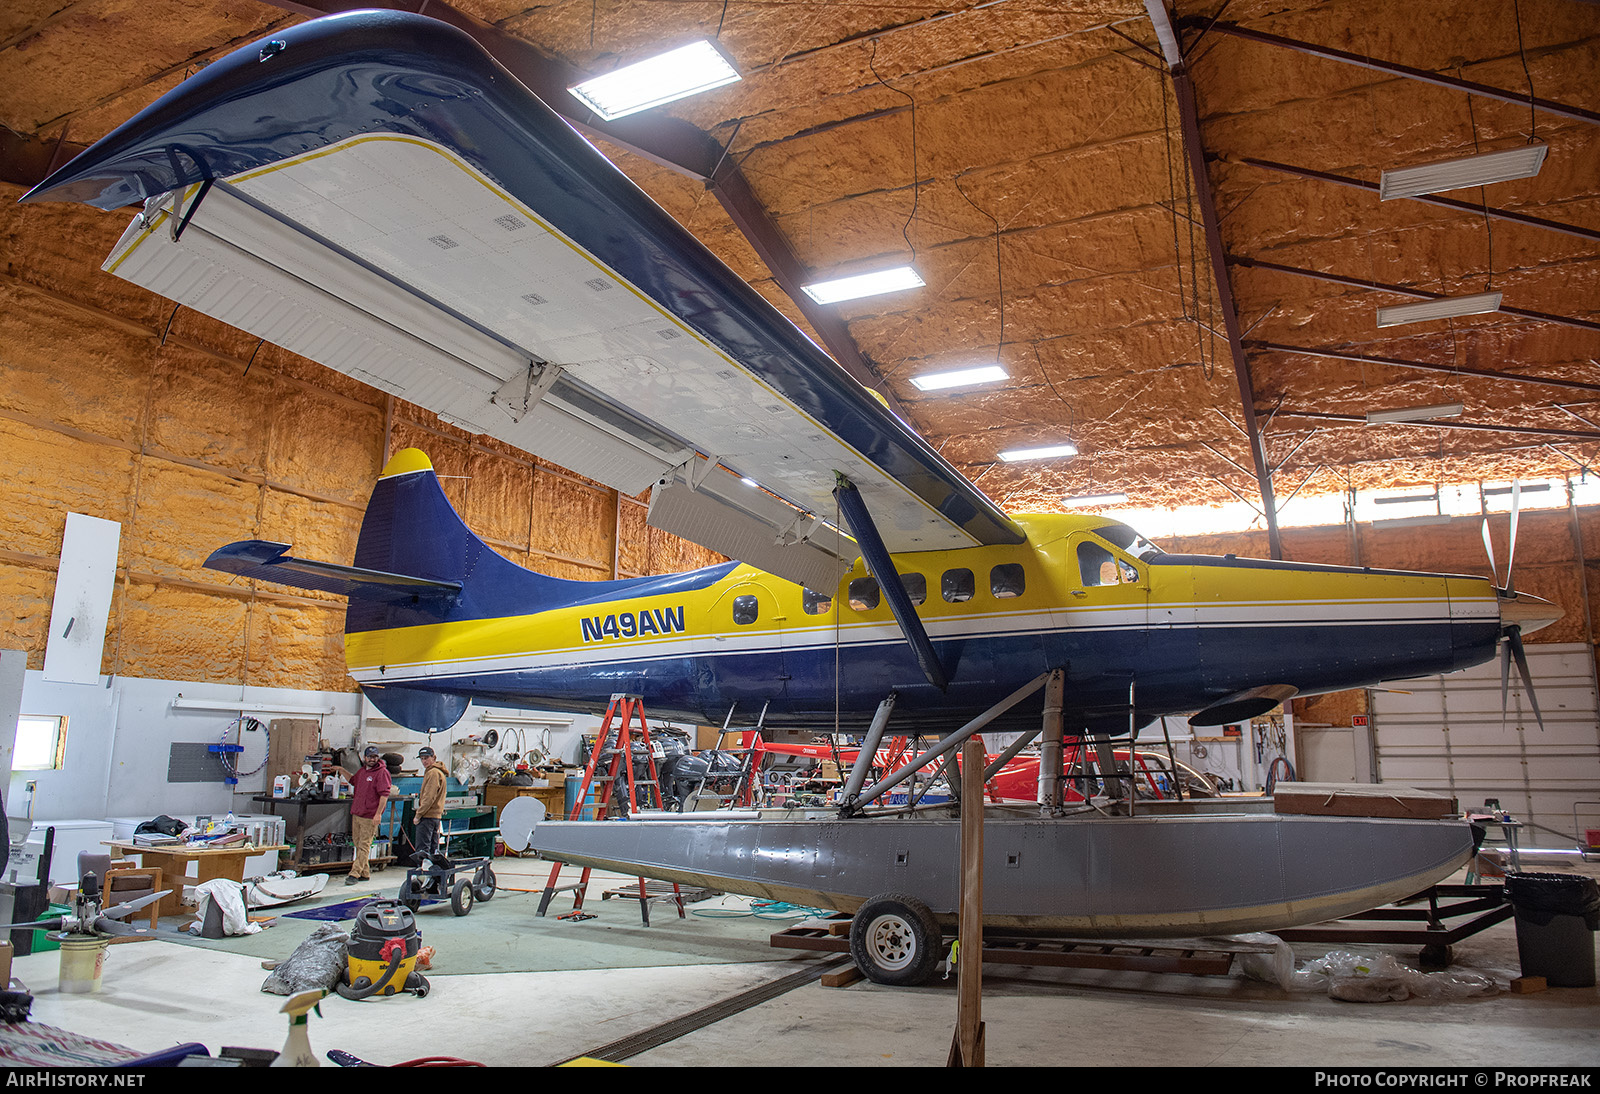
[
  {"left": 909, "top": 364, "right": 1008, "bottom": 392},
  {"left": 568, "top": 41, "right": 741, "bottom": 121},
  {"left": 1062, "top": 492, "right": 1128, "bottom": 507},
  {"left": 1365, "top": 403, "right": 1464, "bottom": 425},
  {"left": 802, "top": 266, "right": 924, "bottom": 305},
  {"left": 1376, "top": 293, "right": 1501, "bottom": 328},
  {"left": 999, "top": 444, "right": 1077, "bottom": 462},
  {"left": 1380, "top": 144, "right": 1548, "bottom": 201}
]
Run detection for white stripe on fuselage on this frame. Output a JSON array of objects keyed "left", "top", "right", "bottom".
[{"left": 348, "top": 594, "right": 1485, "bottom": 684}]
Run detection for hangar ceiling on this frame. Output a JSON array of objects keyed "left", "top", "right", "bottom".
[{"left": 3, "top": 0, "right": 1598, "bottom": 554}]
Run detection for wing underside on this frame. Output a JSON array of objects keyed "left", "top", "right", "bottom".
[{"left": 27, "top": 12, "right": 1023, "bottom": 591}]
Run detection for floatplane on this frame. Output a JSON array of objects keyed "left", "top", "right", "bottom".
[{"left": 26, "top": 11, "right": 1558, "bottom": 983}]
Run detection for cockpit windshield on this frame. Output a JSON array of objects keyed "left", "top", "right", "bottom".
[{"left": 1094, "top": 521, "right": 1163, "bottom": 560}]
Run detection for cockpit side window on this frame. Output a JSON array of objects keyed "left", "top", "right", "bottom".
[
  {"left": 1095, "top": 522, "right": 1163, "bottom": 560},
  {"left": 1078, "top": 540, "right": 1140, "bottom": 587},
  {"left": 802, "top": 587, "right": 833, "bottom": 615}
]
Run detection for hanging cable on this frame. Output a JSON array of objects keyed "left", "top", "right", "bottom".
[
  {"left": 868, "top": 38, "right": 919, "bottom": 261},
  {"left": 218, "top": 716, "right": 269, "bottom": 781}
]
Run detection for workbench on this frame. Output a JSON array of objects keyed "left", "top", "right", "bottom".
[
  {"left": 103, "top": 840, "right": 288, "bottom": 917},
  {"left": 251, "top": 793, "right": 404, "bottom": 874}
]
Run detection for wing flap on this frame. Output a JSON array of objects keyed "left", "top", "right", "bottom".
[{"left": 647, "top": 458, "right": 860, "bottom": 592}]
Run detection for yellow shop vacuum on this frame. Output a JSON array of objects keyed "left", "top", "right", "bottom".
[{"left": 338, "top": 900, "right": 429, "bottom": 1000}]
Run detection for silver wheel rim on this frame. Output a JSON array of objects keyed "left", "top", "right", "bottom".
[{"left": 866, "top": 913, "right": 917, "bottom": 972}]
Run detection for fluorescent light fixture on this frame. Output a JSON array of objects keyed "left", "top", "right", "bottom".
[
  {"left": 1365, "top": 403, "right": 1464, "bottom": 425},
  {"left": 1380, "top": 144, "right": 1548, "bottom": 201},
  {"left": 910, "top": 364, "right": 1008, "bottom": 392},
  {"left": 802, "top": 266, "right": 924, "bottom": 305},
  {"left": 1483, "top": 483, "right": 1550, "bottom": 496},
  {"left": 1373, "top": 490, "right": 1440, "bottom": 505},
  {"left": 171, "top": 697, "right": 335, "bottom": 716},
  {"left": 568, "top": 40, "right": 741, "bottom": 121},
  {"left": 1374, "top": 514, "right": 1454, "bottom": 528},
  {"left": 740, "top": 476, "right": 759, "bottom": 487},
  {"left": 999, "top": 443, "right": 1078, "bottom": 462},
  {"left": 1062, "top": 492, "right": 1128, "bottom": 507},
  {"left": 1377, "top": 292, "right": 1501, "bottom": 328}
]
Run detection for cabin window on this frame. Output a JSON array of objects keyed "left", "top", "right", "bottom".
[
  {"left": 802, "top": 587, "right": 833, "bottom": 615},
  {"left": 1078, "top": 541, "right": 1139, "bottom": 587},
  {"left": 990, "top": 563, "right": 1025, "bottom": 599},
  {"left": 848, "top": 577, "right": 880, "bottom": 611},
  {"left": 942, "top": 568, "right": 974, "bottom": 603},
  {"left": 732, "top": 594, "right": 759, "bottom": 625},
  {"left": 899, "top": 572, "right": 927, "bottom": 605}
]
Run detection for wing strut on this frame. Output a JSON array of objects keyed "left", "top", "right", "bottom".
[{"left": 832, "top": 476, "right": 948, "bottom": 692}]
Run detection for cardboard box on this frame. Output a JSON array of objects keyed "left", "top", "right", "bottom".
[{"left": 0, "top": 940, "right": 14, "bottom": 989}]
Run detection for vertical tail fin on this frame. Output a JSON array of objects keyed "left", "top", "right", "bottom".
[{"left": 346, "top": 448, "right": 583, "bottom": 732}]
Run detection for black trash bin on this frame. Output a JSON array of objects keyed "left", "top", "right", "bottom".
[{"left": 1504, "top": 871, "right": 1600, "bottom": 987}]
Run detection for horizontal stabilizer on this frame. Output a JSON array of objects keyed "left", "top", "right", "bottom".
[{"left": 205, "top": 540, "right": 462, "bottom": 604}]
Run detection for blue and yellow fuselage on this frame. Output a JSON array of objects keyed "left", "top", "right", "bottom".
[{"left": 344, "top": 450, "right": 1503, "bottom": 734}]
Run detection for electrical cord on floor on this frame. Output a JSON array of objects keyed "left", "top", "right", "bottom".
[{"left": 691, "top": 896, "right": 827, "bottom": 919}]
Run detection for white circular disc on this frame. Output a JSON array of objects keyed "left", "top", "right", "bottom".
[{"left": 499, "top": 795, "right": 547, "bottom": 853}]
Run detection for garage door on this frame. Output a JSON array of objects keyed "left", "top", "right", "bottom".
[{"left": 1371, "top": 642, "right": 1600, "bottom": 848}]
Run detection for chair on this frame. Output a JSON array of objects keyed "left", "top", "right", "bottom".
[
  {"left": 76, "top": 852, "right": 112, "bottom": 893},
  {"left": 103, "top": 862, "right": 164, "bottom": 928}
]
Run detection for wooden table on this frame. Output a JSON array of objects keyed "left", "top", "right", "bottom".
[{"left": 103, "top": 840, "right": 288, "bottom": 917}]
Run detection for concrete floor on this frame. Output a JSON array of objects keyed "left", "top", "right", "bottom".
[{"left": 9, "top": 855, "right": 1599, "bottom": 1068}]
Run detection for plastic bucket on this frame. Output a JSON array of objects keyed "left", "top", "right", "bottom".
[{"left": 58, "top": 936, "right": 109, "bottom": 994}]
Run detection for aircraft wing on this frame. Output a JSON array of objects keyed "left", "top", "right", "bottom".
[{"left": 24, "top": 10, "right": 1023, "bottom": 592}]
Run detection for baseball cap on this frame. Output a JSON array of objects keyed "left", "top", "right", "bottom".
[
  {"left": 362, "top": 745, "right": 381, "bottom": 757},
  {"left": 417, "top": 746, "right": 436, "bottom": 758}
]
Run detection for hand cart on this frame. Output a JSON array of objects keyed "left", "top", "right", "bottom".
[{"left": 397, "top": 853, "right": 497, "bottom": 917}]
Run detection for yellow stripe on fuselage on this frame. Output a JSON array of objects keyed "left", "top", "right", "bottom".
[{"left": 344, "top": 514, "right": 1495, "bottom": 680}]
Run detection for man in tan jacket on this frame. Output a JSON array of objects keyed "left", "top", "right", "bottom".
[{"left": 415, "top": 744, "right": 447, "bottom": 861}]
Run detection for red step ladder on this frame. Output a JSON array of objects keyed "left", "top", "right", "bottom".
[{"left": 535, "top": 694, "right": 685, "bottom": 925}]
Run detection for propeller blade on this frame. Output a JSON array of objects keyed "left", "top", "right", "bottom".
[
  {"left": 1505, "top": 482, "right": 1521, "bottom": 596},
  {"left": 1482, "top": 517, "right": 1500, "bottom": 588},
  {"left": 92, "top": 917, "right": 146, "bottom": 938},
  {"left": 100, "top": 889, "right": 172, "bottom": 921},
  {"left": 0, "top": 917, "right": 66, "bottom": 933},
  {"left": 1501, "top": 626, "right": 1515, "bottom": 729},
  {"left": 1508, "top": 628, "right": 1546, "bottom": 732}
]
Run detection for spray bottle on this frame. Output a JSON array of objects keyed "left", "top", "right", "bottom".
[{"left": 272, "top": 989, "right": 326, "bottom": 1067}]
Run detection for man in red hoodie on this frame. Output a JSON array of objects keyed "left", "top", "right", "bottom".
[{"left": 347, "top": 745, "right": 393, "bottom": 886}]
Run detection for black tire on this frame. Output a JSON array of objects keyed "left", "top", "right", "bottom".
[
  {"left": 398, "top": 879, "right": 420, "bottom": 913},
  {"left": 848, "top": 893, "right": 943, "bottom": 986},
  {"left": 474, "top": 867, "right": 497, "bottom": 902},
  {"left": 451, "top": 878, "right": 474, "bottom": 916}
]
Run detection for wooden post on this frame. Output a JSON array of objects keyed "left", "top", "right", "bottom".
[{"left": 949, "top": 737, "right": 985, "bottom": 1066}]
